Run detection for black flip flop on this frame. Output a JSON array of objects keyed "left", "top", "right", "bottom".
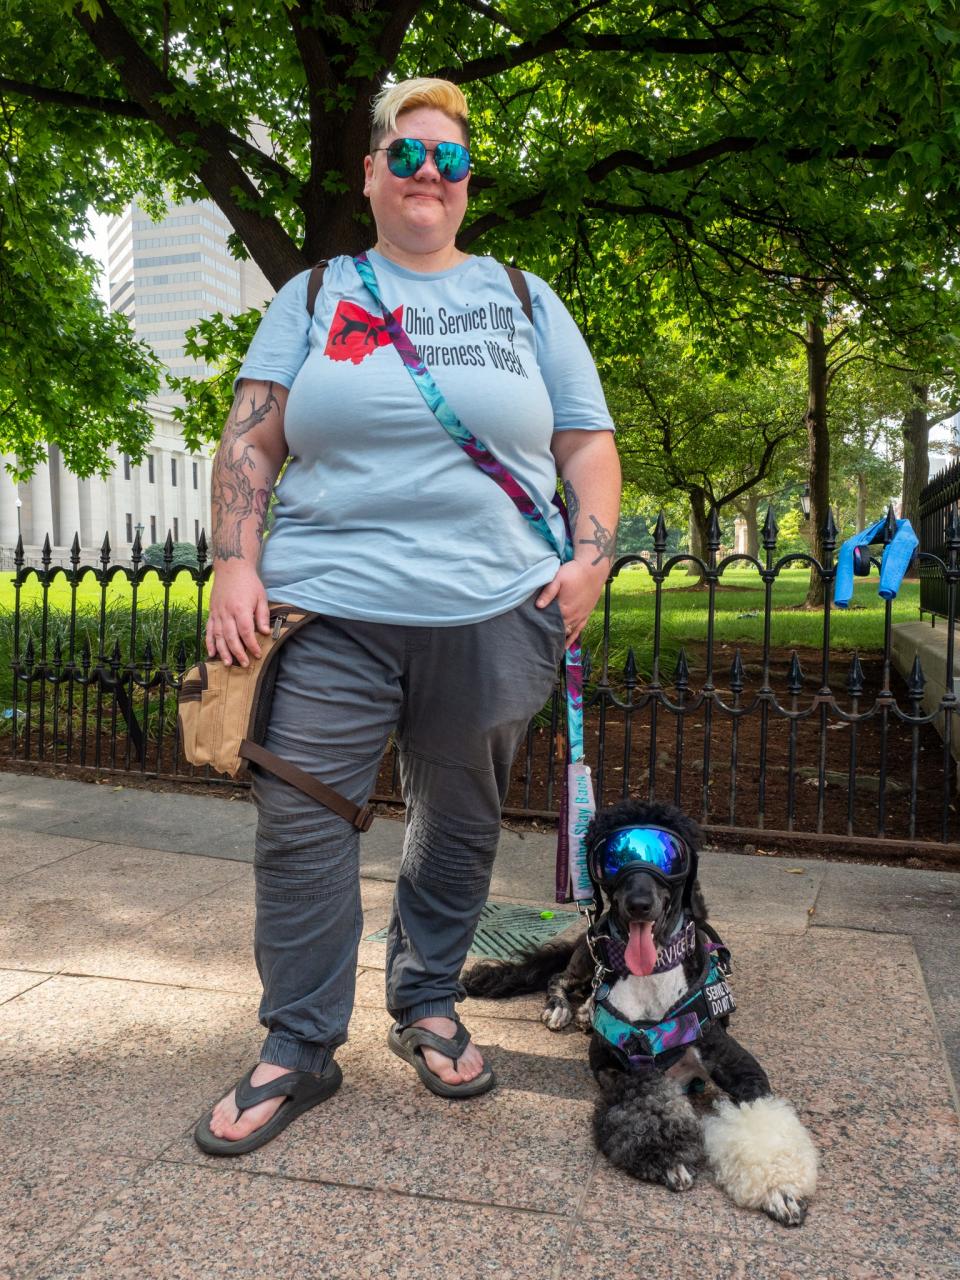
[
  {"left": 193, "top": 1059, "right": 343, "bottom": 1156},
  {"left": 387, "top": 1019, "right": 495, "bottom": 1099}
]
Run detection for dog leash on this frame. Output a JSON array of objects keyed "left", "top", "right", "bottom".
[{"left": 353, "top": 252, "right": 595, "bottom": 904}]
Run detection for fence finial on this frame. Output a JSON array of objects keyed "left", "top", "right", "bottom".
[
  {"left": 846, "top": 652, "right": 865, "bottom": 696},
  {"left": 673, "top": 647, "right": 690, "bottom": 690},
  {"left": 883, "top": 504, "right": 898, "bottom": 544},
  {"left": 762, "top": 506, "right": 778, "bottom": 549},
  {"left": 823, "top": 507, "right": 838, "bottom": 548},
  {"left": 624, "top": 648, "right": 637, "bottom": 686},
  {"left": 787, "top": 651, "right": 804, "bottom": 695},
  {"left": 706, "top": 507, "right": 721, "bottom": 551},
  {"left": 907, "top": 654, "right": 926, "bottom": 697},
  {"left": 729, "top": 649, "right": 745, "bottom": 693},
  {"left": 653, "top": 511, "right": 668, "bottom": 553}
]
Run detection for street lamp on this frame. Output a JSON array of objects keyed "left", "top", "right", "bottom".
[
  {"left": 799, "top": 484, "right": 811, "bottom": 520},
  {"left": 135, "top": 521, "right": 144, "bottom": 543},
  {"left": 14, "top": 496, "right": 21, "bottom": 540}
]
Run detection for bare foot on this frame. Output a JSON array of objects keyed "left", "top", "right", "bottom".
[
  {"left": 207, "top": 1062, "right": 293, "bottom": 1142},
  {"left": 413, "top": 1016, "right": 486, "bottom": 1085}
]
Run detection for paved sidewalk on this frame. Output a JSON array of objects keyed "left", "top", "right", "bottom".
[{"left": 1, "top": 773, "right": 958, "bottom": 1279}]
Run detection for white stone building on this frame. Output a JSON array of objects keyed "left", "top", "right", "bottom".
[
  {"left": 2, "top": 196, "right": 273, "bottom": 568},
  {"left": 0, "top": 401, "right": 214, "bottom": 569}
]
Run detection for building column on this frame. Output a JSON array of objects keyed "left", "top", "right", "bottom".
[
  {"left": 0, "top": 457, "right": 20, "bottom": 546},
  {"left": 54, "top": 445, "right": 83, "bottom": 551},
  {"left": 29, "top": 452, "right": 55, "bottom": 548}
]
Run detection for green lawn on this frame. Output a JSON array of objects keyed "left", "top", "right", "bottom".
[
  {"left": 2, "top": 563, "right": 921, "bottom": 656},
  {"left": 583, "top": 564, "right": 922, "bottom": 671},
  {"left": 0, "top": 569, "right": 209, "bottom": 613}
]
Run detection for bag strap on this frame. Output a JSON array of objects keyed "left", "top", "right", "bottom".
[
  {"left": 306, "top": 260, "right": 328, "bottom": 316},
  {"left": 238, "top": 739, "right": 374, "bottom": 831},
  {"left": 305, "top": 258, "right": 532, "bottom": 323},
  {"left": 504, "top": 265, "right": 533, "bottom": 324},
  {"left": 351, "top": 250, "right": 593, "bottom": 903}
]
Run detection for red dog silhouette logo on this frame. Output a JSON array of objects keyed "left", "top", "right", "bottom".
[{"left": 324, "top": 300, "right": 403, "bottom": 365}]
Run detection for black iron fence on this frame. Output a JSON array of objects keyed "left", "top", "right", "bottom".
[
  {"left": 919, "top": 458, "right": 960, "bottom": 621},
  {"left": 4, "top": 511, "right": 960, "bottom": 859}
]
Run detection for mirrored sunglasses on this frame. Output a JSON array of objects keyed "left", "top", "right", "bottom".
[
  {"left": 376, "top": 137, "right": 471, "bottom": 183},
  {"left": 590, "top": 826, "right": 690, "bottom": 885}
]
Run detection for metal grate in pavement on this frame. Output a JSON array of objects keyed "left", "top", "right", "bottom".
[{"left": 364, "top": 901, "right": 577, "bottom": 960}]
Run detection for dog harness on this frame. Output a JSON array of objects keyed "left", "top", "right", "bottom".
[{"left": 590, "top": 920, "right": 735, "bottom": 1073}]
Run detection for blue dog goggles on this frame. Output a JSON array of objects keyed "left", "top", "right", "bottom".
[{"left": 589, "top": 826, "right": 691, "bottom": 888}]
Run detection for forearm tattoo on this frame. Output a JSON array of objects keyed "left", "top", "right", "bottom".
[
  {"left": 564, "top": 480, "right": 582, "bottom": 538},
  {"left": 580, "top": 514, "right": 617, "bottom": 566},
  {"left": 210, "top": 382, "right": 278, "bottom": 561},
  {"left": 565, "top": 479, "right": 617, "bottom": 566}
]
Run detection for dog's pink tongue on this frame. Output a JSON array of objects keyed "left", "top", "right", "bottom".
[{"left": 625, "top": 922, "right": 658, "bottom": 976}]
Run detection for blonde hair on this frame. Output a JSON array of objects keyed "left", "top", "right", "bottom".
[{"left": 370, "top": 78, "right": 469, "bottom": 150}]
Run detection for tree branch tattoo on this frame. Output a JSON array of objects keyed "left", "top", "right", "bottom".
[
  {"left": 564, "top": 480, "right": 581, "bottom": 538},
  {"left": 580, "top": 514, "right": 617, "bottom": 566},
  {"left": 210, "top": 382, "right": 278, "bottom": 561}
]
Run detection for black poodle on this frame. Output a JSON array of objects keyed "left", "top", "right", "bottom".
[{"left": 464, "top": 798, "right": 817, "bottom": 1227}]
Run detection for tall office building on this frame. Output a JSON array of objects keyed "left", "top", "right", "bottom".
[
  {"left": 108, "top": 197, "right": 272, "bottom": 403},
  {"left": 2, "top": 198, "right": 274, "bottom": 565}
]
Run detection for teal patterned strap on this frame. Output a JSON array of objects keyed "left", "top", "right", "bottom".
[{"left": 352, "top": 252, "right": 587, "bottom": 765}]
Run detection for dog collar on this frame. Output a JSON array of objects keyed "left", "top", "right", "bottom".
[{"left": 594, "top": 917, "right": 697, "bottom": 979}]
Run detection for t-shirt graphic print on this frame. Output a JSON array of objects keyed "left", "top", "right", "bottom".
[{"left": 323, "top": 300, "right": 401, "bottom": 364}]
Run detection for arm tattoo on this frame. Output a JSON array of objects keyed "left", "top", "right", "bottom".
[
  {"left": 579, "top": 514, "right": 617, "bottom": 567},
  {"left": 210, "top": 382, "right": 279, "bottom": 561},
  {"left": 564, "top": 480, "right": 581, "bottom": 537}
]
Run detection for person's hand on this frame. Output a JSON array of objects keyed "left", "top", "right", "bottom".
[
  {"left": 535, "top": 559, "right": 608, "bottom": 646},
  {"left": 206, "top": 562, "right": 272, "bottom": 667}
]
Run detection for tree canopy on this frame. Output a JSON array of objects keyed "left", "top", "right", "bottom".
[{"left": 3, "top": 0, "right": 960, "bottom": 469}]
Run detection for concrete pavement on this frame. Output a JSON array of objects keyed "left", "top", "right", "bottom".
[{"left": 1, "top": 772, "right": 958, "bottom": 1278}]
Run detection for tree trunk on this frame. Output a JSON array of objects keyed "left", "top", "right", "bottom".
[
  {"left": 856, "top": 473, "right": 868, "bottom": 532},
  {"left": 804, "top": 317, "right": 830, "bottom": 606},
  {"left": 740, "top": 491, "right": 760, "bottom": 559},
  {"left": 686, "top": 490, "right": 711, "bottom": 583},
  {"left": 900, "top": 383, "right": 930, "bottom": 531}
]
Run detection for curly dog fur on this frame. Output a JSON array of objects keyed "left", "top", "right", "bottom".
[{"left": 464, "top": 798, "right": 818, "bottom": 1226}]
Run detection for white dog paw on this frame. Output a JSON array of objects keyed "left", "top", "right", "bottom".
[
  {"left": 541, "top": 999, "right": 572, "bottom": 1031},
  {"left": 762, "top": 1187, "right": 808, "bottom": 1228},
  {"left": 703, "top": 1096, "right": 818, "bottom": 1225},
  {"left": 575, "top": 996, "right": 594, "bottom": 1032},
  {"left": 665, "top": 1163, "right": 696, "bottom": 1192}
]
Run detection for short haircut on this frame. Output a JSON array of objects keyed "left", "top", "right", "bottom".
[{"left": 369, "top": 78, "right": 469, "bottom": 151}]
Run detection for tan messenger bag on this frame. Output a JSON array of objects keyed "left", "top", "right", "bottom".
[{"left": 177, "top": 602, "right": 374, "bottom": 831}]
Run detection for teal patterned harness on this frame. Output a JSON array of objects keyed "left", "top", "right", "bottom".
[{"left": 591, "top": 925, "right": 736, "bottom": 1073}]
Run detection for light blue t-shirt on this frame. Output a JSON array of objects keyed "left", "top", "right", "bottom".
[{"left": 236, "top": 249, "right": 614, "bottom": 625}]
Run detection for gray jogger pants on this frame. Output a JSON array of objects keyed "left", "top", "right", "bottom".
[{"left": 250, "top": 591, "right": 566, "bottom": 1072}]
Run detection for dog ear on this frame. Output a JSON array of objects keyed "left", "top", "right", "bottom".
[{"left": 689, "top": 880, "right": 709, "bottom": 925}]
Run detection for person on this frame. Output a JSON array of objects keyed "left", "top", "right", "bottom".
[{"left": 194, "top": 77, "right": 621, "bottom": 1156}]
